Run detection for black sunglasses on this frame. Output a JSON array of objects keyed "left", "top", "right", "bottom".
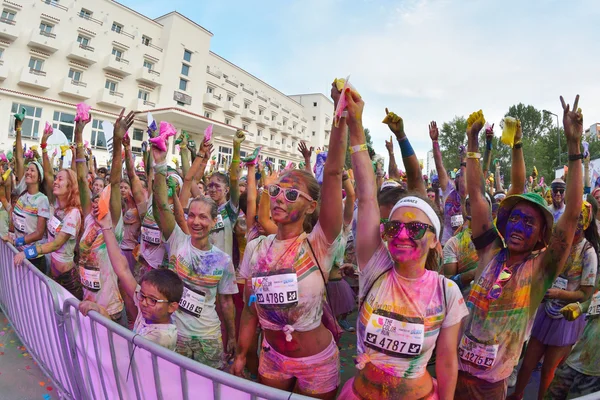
[
  {"left": 381, "top": 221, "right": 436, "bottom": 240},
  {"left": 552, "top": 188, "right": 565, "bottom": 194}
]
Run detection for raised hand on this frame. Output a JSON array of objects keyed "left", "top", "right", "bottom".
[
  {"left": 264, "top": 169, "right": 278, "bottom": 187},
  {"left": 198, "top": 141, "right": 213, "bottom": 159},
  {"left": 344, "top": 88, "right": 364, "bottom": 126},
  {"left": 233, "top": 129, "right": 246, "bottom": 145},
  {"left": 383, "top": 108, "right": 404, "bottom": 138},
  {"left": 298, "top": 141, "right": 312, "bottom": 159},
  {"left": 429, "top": 121, "right": 439, "bottom": 141},
  {"left": 467, "top": 112, "right": 485, "bottom": 143},
  {"left": 485, "top": 123, "right": 495, "bottom": 141},
  {"left": 384, "top": 136, "right": 394, "bottom": 154},
  {"left": 515, "top": 119, "right": 523, "bottom": 143},
  {"left": 330, "top": 81, "right": 341, "bottom": 109},
  {"left": 41, "top": 122, "right": 53, "bottom": 144},
  {"left": 560, "top": 94, "right": 583, "bottom": 143},
  {"left": 114, "top": 109, "right": 135, "bottom": 140}
]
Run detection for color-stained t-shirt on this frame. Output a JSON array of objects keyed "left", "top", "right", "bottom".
[
  {"left": 442, "top": 182, "right": 462, "bottom": 245},
  {"left": 79, "top": 215, "right": 124, "bottom": 316},
  {"left": 549, "top": 203, "right": 566, "bottom": 222},
  {"left": 459, "top": 249, "right": 538, "bottom": 383},
  {"left": 209, "top": 200, "right": 238, "bottom": 262},
  {"left": 139, "top": 199, "right": 170, "bottom": 268},
  {"left": 443, "top": 228, "right": 479, "bottom": 296},
  {"left": 0, "top": 203, "right": 10, "bottom": 238},
  {"left": 357, "top": 242, "right": 468, "bottom": 378},
  {"left": 13, "top": 191, "right": 50, "bottom": 251},
  {"left": 545, "top": 239, "right": 597, "bottom": 318},
  {"left": 239, "top": 222, "right": 342, "bottom": 335},
  {"left": 121, "top": 206, "right": 141, "bottom": 251},
  {"left": 566, "top": 290, "right": 600, "bottom": 376},
  {"left": 167, "top": 225, "right": 238, "bottom": 339},
  {"left": 132, "top": 285, "right": 177, "bottom": 351},
  {"left": 47, "top": 205, "right": 81, "bottom": 264}
]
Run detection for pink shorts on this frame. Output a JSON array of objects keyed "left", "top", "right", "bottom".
[
  {"left": 339, "top": 376, "right": 439, "bottom": 399},
  {"left": 259, "top": 335, "right": 340, "bottom": 395}
]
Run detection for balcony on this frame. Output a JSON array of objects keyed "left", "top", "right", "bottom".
[
  {"left": 67, "top": 42, "right": 97, "bottom": 65},
  {"left": 0, "top": 18, "right": 18, "bottom": 41},
  {"left": 202, "top": 93, "right": 223, "bottom": 108},
  {"left": 130, "top": 98, "right": 156, "bottom": 111},
  {"left": 241, "top": 109, "right": 256, "bottom": 122},
  {"left": 41, "top": 0, "right": 68, "bottom": 11},
  {"left": 270, "top": 120, "right": 281, "bottom": 132},
  {"left": 136, "top": 68, "right": 161, "bottom": 86},
  {"left": 257, "top": 115, "right": 269, "bottom": 127},
  {"left": 223, "top": 101, "right": 241, "bottom": 115},
  {"left": 96, "top": 88, "right": 126, "bottom": 108},
  {"left": 18, "top": 67, "right": 50, "bottom": 90},
  {"left": 78, "top": 12, "right": 103, "bottom": 26},
  {"left": 28, "top": 29, "right": 59, "bottom": 53},
  {"left": 0, "top": 60, "right": 7, "bottom": 80},
  {"left": 59, "top": 77, "right": 91, "bottom": 99},
  {"left": 103, "top": 55, "right": 131, "bottom": 76}
]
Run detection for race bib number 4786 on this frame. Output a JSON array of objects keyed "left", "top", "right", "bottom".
[{"left": 252, "top": 273, "right": 298, "bottom": 308}]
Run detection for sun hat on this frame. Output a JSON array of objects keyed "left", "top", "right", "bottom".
[{"left": 496, "top": 192, "right": 553, "bottom": 248}]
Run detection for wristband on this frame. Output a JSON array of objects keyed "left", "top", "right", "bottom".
[
  {"left": 231, "top": 159, "right": 241, "bottom": 163},
  {"left": 568, "top": 153, "right": 584, "bottom": 161},
  {"left": 153, "top": 164, "right": 167, "bottom": 175},
  {"left": 77, "top": 142, "right": 84, "bottom": 148},
  {"left": 466, "top": 152, "right": 481, "bottom": 159},
  {"left": 179, "top": 144, "right": 187, "bottom": 149},
  {"left": 399, "top": 138, "right": 415, "bottom": 158},
  {"left": 15, "top": 236, "right": 25, "bottom": 247},
  {"left": 42, "top": 149, "right": 48, "bottom": 154},
  {"left": 349, "top": 144, "right": 368, "bottom": 155},
  {"left": 15, "top": 128, "right": 22, "bottom": 132},
  {"left": 101, "top": 226, "right": 113, "bottom": 231},
  {"left": 24, "top": 245, "right": 39, "bottom": 259},
  {"left": 75, "top": 158, "right": 86, "bottom": 163},
  {"left": 398, "top": 136, "right": 408, "bottom": 142},
  {"left": 514, "top": 142, "right": 523, "bottom": 149},
  {"left": 40, "top": 143, "right": 47, "bottom": 150}
]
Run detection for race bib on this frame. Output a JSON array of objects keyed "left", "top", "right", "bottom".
[
  {"left": 552, "top": 277, "right": 568, "bottom": 290},
  {"left": 211, "top": 214, "right": 225, "bottom": 232},
  {"left": 364, "top": 310, "right": 424, "bottom": 358},
  {"left": 252, "top": 272, "right": 299, "bottom": 308},
  {"left": 141, "top": 225, "right": 161, "bottom": 245},
  {"left": 79, "top": 266, "right": 101, "bottom": 291},
  {"left": 13, "top": 213, "right": 26, "bottom": 233},
  {"left": 451, "top": 214, "right": 464, "bottom": 228},
  {"left": 458, "top": 334, "right": 498, "bottom": 370},
  {"left": 179, "top": 286, "right": 206, "bottom": 318},
  {"left": 588, "top": 292, "right": 600, "bottom": 316},
  {"left": 48, "top": 216, "right": 61, "bottom": 237}
]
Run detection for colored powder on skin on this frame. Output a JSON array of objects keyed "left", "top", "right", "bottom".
[{"left": 403, "top": 212, "right": 416, "bottom": 219}]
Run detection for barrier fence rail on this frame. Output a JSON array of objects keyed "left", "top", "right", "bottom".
[{"left": 0, "top": 241, "right": 312, "bottom": 400}]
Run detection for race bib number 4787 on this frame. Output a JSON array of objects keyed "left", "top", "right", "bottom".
[{"left": 364, "top": 309, "right": 424, "bottom": 358}]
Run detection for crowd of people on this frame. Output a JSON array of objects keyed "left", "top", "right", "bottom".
[{"left": 2, "top": 83, "right": 599, "bottom": 400}]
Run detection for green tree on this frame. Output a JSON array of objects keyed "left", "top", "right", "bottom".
[
  {"left": 344, "top": 127, "right": 372, "bottom": 169},
  {"left": 439, "top": 116, "right": 467, "bottom": 172}
]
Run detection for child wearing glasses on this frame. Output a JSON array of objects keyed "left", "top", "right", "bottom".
[{"left": 79, "top": 209, "right": 183, "bottom": 350}]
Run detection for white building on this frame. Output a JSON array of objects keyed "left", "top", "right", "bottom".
[{"left": 0, "top": 0, "right": 331, "bottom": 169}]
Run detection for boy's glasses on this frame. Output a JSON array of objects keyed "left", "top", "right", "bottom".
[
  {"left": 136, "top": 291, "right": 169, "bottom": 307},
  {"left": 381, "top": 220, "right": 436, "bottom": 241}
]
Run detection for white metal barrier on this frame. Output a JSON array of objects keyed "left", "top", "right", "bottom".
[{"left": 0, "top": 241, "right": 312, "bottom": 400}]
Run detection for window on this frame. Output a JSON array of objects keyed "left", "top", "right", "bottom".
[
  {"left": 143, "top": 60, "right": 154, "bottom": 70},
  {"left": 313, "top": 102, "right": 317, "bottom": 107},
  {"left": 283, "top": 119, "right": 287, "bottom": 126},
  {"left": 52, "top": 111, "right": 75, "bottom": 142},
  {"left": 206, "top": 86, "right": 213, "bottom": 94},
  {"left": 183, "top": 49, "right": 192, "bottom": 62},
  {"left": 111, "top": 22, "right": 122, "bottom": 33},
  {"left": 225, "top": 118, "right": 232, "bottom": 125},
  {"left": 270, "top": 134, "right": 274, "bottom": 140},
  {"left": 218, "top": 146, "right": 232, "bottom": 166},
  {"left": 181, "top": 64, "right": 189, "bottom": 76},
  {"left": 0, "top": 49, "right": 4, "bottom": 59},
  {"left": 9, "top": 102, "right": 42, "bottom": 138},
  {"left": 39, "top": 22, "right": 53, "bottom": 34},
  {"left": 77, "top": 35, "right": 90, "bottom": 47},
  {"left": 227, "top": 95, "right": 233, "bottom": 102},
  {"left": 68, "top": 68, "right": 82, "bottom": 82},
  {"left": 105, "top": 79, "right": 118, "bottom": 92},
  {"left": 179, "top": 78, "right": 188, "bottom": 91},
  {"left": 242, "top": 124, "right": 248, "bottom": 131},
  {"left": 259, "top": 109, "right": 263, "bottom": 116},
  {"left": 204, "top": 111, "right": 212, "bottom": 119},
  {"left": 271, "top": 114, "right": 276, "bottom": 121},
  {"left": 240, "top": 151, "right": 247, "bottom": 159},
  {"left": 312, "top": 116, "right": 316, "bottom": 121},
  {"left": 132, "top": 128, "right": 144, "bottom": 141},
  {"left": 141, "top": 35, "right": 151, "bottom": 46},
  {"left": 1, "top": 9, "right": 16, "bottom": 22},
  {"left": 266, "top": 157, "right": 275, "bottom": 164},
  {"left": 257, "top": 129, "right": 262, "bottom": 137},
  {"left": 312, "top": 131, "right": 316, "bottom": 136},
  {"left": 138, "top": 90, "right": 149, "bottom": 101},
  {"left": 111, "top": 47, "right": 123, "bottom": 59},
  {"left": 90, "top": 119, "right": 106, "bottom": 149},
  {"left": 28, "top": 57, "right": 44, "bottom": 72},
  {"left": 79, "top": 8, "right": 92, "bottom": 19},
  {"left": 176, "top": 101, "right": 185, "bottom": 106},
  {"left": 282, "top": 138, "right": 286, "bottom": 145},
  {"left": 244, "top": 103, "right": 249, "bottom": 109}
]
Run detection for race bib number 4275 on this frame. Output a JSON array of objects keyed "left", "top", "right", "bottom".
[{"left": 458, "top": 334, "right": 498, "bottom": 370}]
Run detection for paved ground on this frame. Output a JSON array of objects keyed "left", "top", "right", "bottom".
[{"left": 0, "top": 311, "right": 56, "bottom": 400}]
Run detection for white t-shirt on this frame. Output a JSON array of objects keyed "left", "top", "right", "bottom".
[
  {"left": 549, "top": 203, "right": 566, "bottom": 222},
  {"left": 47, "top": 205, "right": 81, "bottom": 264},
  {"left": 167, "top": 225, "right": 238, "bottom": 339},
  {"left": 358, "top": 242, "right": 469, "bottom": 378},
  {"left": 209, "top": 200, "right": 238, "bottom": 260},
  {"left": 13, "top": 191, "right": 50, "bottom": 251},
  {"left": 132, "top": 285, "right": 177, "bottom": 350},
  {"left": 139, "top": 200, "right": 169, "bottom": 268}
]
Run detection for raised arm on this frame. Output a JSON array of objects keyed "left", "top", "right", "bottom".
[
  {"left": 123, "top": 133, "right": 148, "bottom": 217},
  {"left": 245, "top": 162, "right": 257, "bottom": 232},
  {"left": 110, "top": 110, "right": 135, "bottom": 227},
  {"left": 180, "top": 140, "right": 211, "bottom": 207},
  {"left": 318, "top": 87, "right": 347, "bottom": 243},
  {"left": 495, "top": 161, "right": 504, "bottom": 193},
  {"left": 384, "top": 136, "right": 401, "bottom": 180},
  {"left": 229, "top": 131, "right": 245, "bottom": 209},
  {"left": 171, "top": 186, "right": 189, "bottom": 235},
  {"left": 537, "top": 95, "right": 584, "bottom": 299},
  {"left": 179, "top": 132, "right": 191, "bottom": 180},
  {"left": 41, "top": 127, "right": 55, "bottom": 204},
  {"left": 75, "top": 119, "right": 92, "bottom": 218},
  {"left": 297, "top": 142, "right": 313, "bottom": 175},
  {"left": 258, "top": 170, "right": 278, "bottom": 235},
  {"left": 151, "top": 145, "right": 176, "bottom": 240},
  {"left": 482, "top": 124, "right": 494, "bottom": 178},
  {"left": 342, "top": 170, "right": 355, "bottom": 227},
  {"left": 430, "top": 121, "right": 449, "bottom": 191},
  {"left": 14, "top": 116, "right": 24, "bottom": 182},
  {"left": 507, "top": 121, "right": 525, "bottom": 195}
]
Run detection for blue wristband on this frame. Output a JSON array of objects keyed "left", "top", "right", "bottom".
[
  {"left": 15, "top": 237, "right": 25, "bottom": 247},
  {"left": 248, "top": 294, "right": 257, "bottom": 306},
  {"left": 24, "top": 245, "right": 38, "bottom": 259},
  {"left": 451, "top": 274, "right": 465, "bottom": 291},
  {"left": 399, "top": 138, "right": 415, "bottom": 158},
  {"left": 486, "top": 139, "right": 493, "bottom": 150}
]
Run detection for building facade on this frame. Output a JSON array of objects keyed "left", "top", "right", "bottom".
[{"left": 0, "top": 0, "right": 332, "bottom": 169}]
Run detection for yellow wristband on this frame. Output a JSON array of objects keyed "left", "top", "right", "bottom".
[
  {"left": 77, "top": 142, "right": 84, "bottom": 148},
  {"left": 180, "top": 144, "right": 187, "bottom": 149},
  {"left": 15, "top": 128, "right": 22, "bottom": 132},
  {"left": 467, "top": 152, "right": 481, "bottom": 159},
  {"left": 349, "top": 144, "right": 368, "bottom": 155}
]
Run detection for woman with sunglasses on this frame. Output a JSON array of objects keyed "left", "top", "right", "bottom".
[
  {"left": 338, "top": 106, "right": 468, "bottom": 399},
  {"left": 509, "top": 201, "right": 598, "bottom": 400},
  {"left": 456, "top": 97, "right": 583, "bottom": 400},
  {"left": 232, "top": 84, "right": 346, "bottom": 399}
]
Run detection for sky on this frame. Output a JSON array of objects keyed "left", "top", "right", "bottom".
[{"left": 119, "top": 0, "right": 600, "bottom": 170}]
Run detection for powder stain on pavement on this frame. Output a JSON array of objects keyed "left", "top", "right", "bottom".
[{"left": 0, "top": 311, "right": 56, "bottom": 400}]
